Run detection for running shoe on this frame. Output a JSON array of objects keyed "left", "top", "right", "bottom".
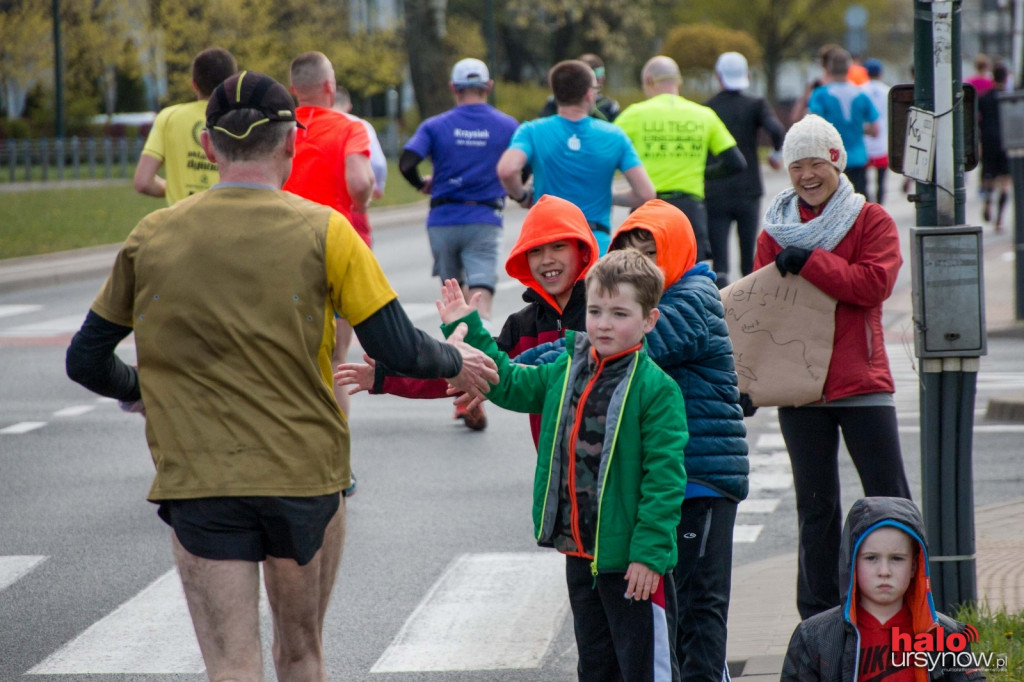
[
  {"left": 343, "top": 473, "right": 357, "bottom": 498},
  {"left": 454, "top": 402, "right": 487, "bottom": 431}
]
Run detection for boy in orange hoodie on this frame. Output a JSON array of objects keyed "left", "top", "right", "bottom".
[{"left": 334, "top": 194, "right": 598, "bottom": 441}]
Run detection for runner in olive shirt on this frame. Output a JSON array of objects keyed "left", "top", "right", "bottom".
[
  {"left": 67, "top": 71, "right": 498, "bottom": 682},
  {"left": 615, "top": 55, "right": 745, "bottom": 260}
]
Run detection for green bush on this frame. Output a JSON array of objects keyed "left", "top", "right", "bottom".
[
  {"left": 663, "top": 24, "right": 763, "bottom": 73},
  {"left": 493, "top": 80, "right": 549, "bottom": 122},
  {"left": 0, "top": 118, "right": 33, "bottom": 139},
  {"left": 953, "top": 602, "right": 1024, "bottom": 680}
]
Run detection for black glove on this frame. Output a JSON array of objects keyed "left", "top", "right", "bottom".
[
  {"left": 775, "top": 246, "right": 812, "bottom": 276},
  {"left": 739, "top": 393, "right": 758, "bottom": 418}
]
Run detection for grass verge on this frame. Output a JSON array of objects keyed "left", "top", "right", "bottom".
[
  {"left": 953, "top": 602, "right": 1024, "bottom": 680},
  {"left": 0, "top": 160, "right": 426, "bottom": 260}
]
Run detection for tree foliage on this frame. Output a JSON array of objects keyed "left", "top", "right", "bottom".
[
  {"left": 672, "top": 0, "right": 911, "bottom": 103},
  {"left": 0, "top": 1, "right": 50, "bottom": 119},
  {"left": 151, "top": 0, "right": 403, "bottom": 105},
  {"left": 504, "top": 0, "right": 662, "bottom": 78}
]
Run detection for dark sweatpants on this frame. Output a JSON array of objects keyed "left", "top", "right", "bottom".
[
  {"left": 778, "top": 405, "right": 911, "bottom": 620},
  {"left": 567, "top": 555, "right": 679, "bottom": 682},
  {"left": 706, "top": 196, "right": 761, "bottom": 285},
  {"left": 673, "top": 497, "right": 737, "bottom": 682}
]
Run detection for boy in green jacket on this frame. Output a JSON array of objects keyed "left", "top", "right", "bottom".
[{"left": 438, "top": 249, "right": 688, "bottom": 681}]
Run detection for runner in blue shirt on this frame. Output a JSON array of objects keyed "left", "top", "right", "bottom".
[
  {"left": 498, "top": 59, "right": 654, "bottom": 254},
  {"left": 399, "top": 58, "right": 518, "bottom": 431},
  {"left": 807, "top": 48, "right": 878, "bottom": 196},
  {"left": 400, "top": 58, "right": 519, "bottom": 325}
]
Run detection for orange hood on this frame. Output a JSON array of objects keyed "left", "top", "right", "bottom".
[
  {"left": 611, "top": 199, "right": 696, "bottom": 289},
  {"left": 505, "top": 195, "right": 599, "bottom": 313}
]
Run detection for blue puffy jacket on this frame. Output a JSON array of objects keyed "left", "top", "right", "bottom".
[{"left": 647, "top": 265, "right": 748, "bottom": 501}]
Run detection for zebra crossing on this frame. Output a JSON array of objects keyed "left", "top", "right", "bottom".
[{"left": 4, "top": 305, "right": 1024, "bottom": 677}]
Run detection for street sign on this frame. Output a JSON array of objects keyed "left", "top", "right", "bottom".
[{"left": 903, "top": 107, "right": 936, "bottom": 182}]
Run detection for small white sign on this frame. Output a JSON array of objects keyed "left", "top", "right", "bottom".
[{"left": 903, "top": 107, "right": 936, "bottom": 183}]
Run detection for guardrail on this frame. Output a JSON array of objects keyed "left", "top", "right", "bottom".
[{"left": 0, "top": 137, "right": 145, "bottom": 183}]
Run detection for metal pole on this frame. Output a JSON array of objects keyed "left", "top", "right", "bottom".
[
  {"left": 915, "top": 0, "right": 978, "bottom": 613},
  {"left": 1012, "top": 150, "right": 1024, "bottom": 320},
  {"left": 1014, "top": 0, "right": 1024, "bottom": 87},
  {"left": 484, "top": 0, "right": 497, "bottom": 106},
  {"left": 52, "top": 0, "right": 65, "bottom": 139}
]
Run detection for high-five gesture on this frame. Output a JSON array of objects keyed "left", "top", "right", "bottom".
[
  {"left": 443, "top": 322, "right": 499, "bottom": 400},
  {"left": 435, "top": 278, "right": 480, "bottom": 325}
]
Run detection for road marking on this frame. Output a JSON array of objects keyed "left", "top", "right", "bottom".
[
  {"left": 899, "top": 424, "right": 1024, "bottom": 434},
  {"left": 733, "top": 525, "right": 763, "bottom": 543},
  {"left": 0, "top": 556, "right": 47, "bottom": 593},
  {"left": 0, "top": 421, "right": 46, "bottom": 434},
  {"left": 28, "top": 569, "right": 205, "bottom": 675},
  {"left": 53, "top": 405, "right": 96, "bottom": 417},
  {"left": 739, "top": 499, "right": 781, "bottom": 514},
  {"left": 755, "top": 433, "right": 786, "bottom": 450},
  {"left": 748, "top": 452, "right": 791, "bottom": 469},
  {"left": 0, "top": 304, "right": 42, "bottom": 319},
  {"left": 372, "top": 552, "right": 568, "bottom": 672},
  {"left": 749, "top": 472, "right": 793, "bottom": 491},
  {"left": 0, "top": 314, "right": 85, "bottom": 337}
]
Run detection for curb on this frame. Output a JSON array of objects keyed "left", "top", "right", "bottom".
[
  {"left": 0, "top": 201, "right": 432, "bottom": 295},
  {"left": 0, "top": 243, "right": 122, "bottom": 295},
  {"left": 986, "top": 395, "right": 1024, "bottom": 422}
]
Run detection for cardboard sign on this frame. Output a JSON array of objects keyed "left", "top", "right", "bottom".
[{"left": 721, "top": 266, "right": 837, "bottom": 407}]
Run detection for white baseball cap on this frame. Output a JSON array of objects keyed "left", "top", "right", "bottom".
[
  {"left": 716, "top": 52, "right": 750, "bottom": 91},
  {"left": 451, "top": 58, "right": 490, "bottom": 89}
]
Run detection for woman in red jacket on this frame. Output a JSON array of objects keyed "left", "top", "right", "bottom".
[{"left": 753, "top": 114, "right": 912, "bottom": 622}]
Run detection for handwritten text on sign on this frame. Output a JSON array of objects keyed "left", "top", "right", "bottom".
[{"left": 720, "top": 266, "right": 837, "bottom": 407}]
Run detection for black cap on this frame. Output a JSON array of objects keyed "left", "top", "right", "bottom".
[{"left": 205, "top": 70, "right": 304, "bottom": 138}]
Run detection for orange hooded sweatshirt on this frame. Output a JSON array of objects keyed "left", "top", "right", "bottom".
[
  {"left": 611, "top": 199, "right": 697, "bottom": 289},
  {"left": 505, "top": 194, "right": 599, "bottom": 313}
]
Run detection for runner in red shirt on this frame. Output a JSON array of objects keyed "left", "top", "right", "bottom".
[{"left": 285, "top": 52, "right": 374, "bottom": 495}]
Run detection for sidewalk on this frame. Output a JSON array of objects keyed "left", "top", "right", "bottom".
[{"left": 1, "top": 179, "right": 1021, "bottom": 680}]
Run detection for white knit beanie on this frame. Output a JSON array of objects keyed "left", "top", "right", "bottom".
[{"left": 782, "top": 114, "right": 847, "bottom": 172}]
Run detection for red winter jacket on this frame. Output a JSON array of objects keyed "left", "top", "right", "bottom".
[{"left": 753, "top": 201, "right": 901, "bottom": 403}]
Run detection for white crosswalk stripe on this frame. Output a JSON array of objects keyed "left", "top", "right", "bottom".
[
  {"left": 0, "top": 556, "right": 47, "bottom": 593},
  {"left": 0, "top": 313, "right": 85, "bottom": 337},
  {"left": 0, "top": 421, "right": 46, "bottom": 434},
  {"left": 733, "top": 525, "right": 763, "bottom": 543},
  {"left": 372, "top": 552, "right": 568, "bottom": 672},
  {"left": 28, "top": 569, "right": 206, "bottom": 675},
  {"left": 754, "top": 433, "right": 786, "bottom": 450},
  {"left": 0, "top": 304, "right": 42, "bottom": 319},
  {"left": 52, "top": 405, "right": 96, "bottom": 417},
  {"left": 739, "top": 498, "right": 781, "bottom": 514}
]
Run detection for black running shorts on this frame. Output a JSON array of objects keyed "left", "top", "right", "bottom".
[{"left": 157, "top": 493, "right": 341, "bottom": 566}]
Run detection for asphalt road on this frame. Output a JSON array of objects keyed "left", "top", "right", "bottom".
[{"left": 1, "top": 189, "right": 1022, "bottom": 681}]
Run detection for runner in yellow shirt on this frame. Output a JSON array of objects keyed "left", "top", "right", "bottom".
[
  {"left": 615, "top": 56, "right": 746, "bottom": 261},
  {"left": 133, "top": 48, "right": 237, "bottom": 205}
]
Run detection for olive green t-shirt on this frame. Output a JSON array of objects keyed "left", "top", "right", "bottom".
[
  {"left": 91, "top": 186, "right": 396, "bottom": 500},
  {"left": 615, "top": 93, "right": 737, "bottom": 199}
]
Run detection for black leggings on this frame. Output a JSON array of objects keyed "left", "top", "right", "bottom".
[{"left": 778, "top": 405, "right": 911, "bottom": 620}]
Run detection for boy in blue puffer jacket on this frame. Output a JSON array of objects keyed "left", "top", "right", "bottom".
[{"left": 520, "top": 199, "right": 749, "bottom": 682}]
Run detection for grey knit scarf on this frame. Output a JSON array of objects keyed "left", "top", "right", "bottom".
[{"left": 763, "top": 174, "right": 865, "bottom": 252}]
